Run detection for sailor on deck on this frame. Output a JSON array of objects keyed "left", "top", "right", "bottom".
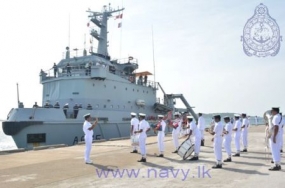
[
  {"left": 241, "top": 113, "right": 249, "bottom": 152},
  {"left": 269, "top": 107, "right": 282, "bottom": 171},
  {"left": 54, "top": 101, "right": 60, "bottom": 109},
  {"left": 63, "top": 103, "right": 69, "bottom": 117},
  {"left": 154, "top": 115, "right": 166, "bottom": 157},
  {"left": 197, "top": 113, "right": 206, "bottom": 146},
  {"left": 209, "top": 115, "right": 223, "bottom": 168},
  {"left": 232, "top": 114, "right": 242, "bottom": 157},
  {"left": 44, "top": 102, "right": 49, "bottom": 108},
  {"left": 130, "top": 112, "right": 139, "bottom": 153},
  {"left": 134, "top": 113, "right": 150, "bottom": 162},
  {"left": 87, "top": 104, "right": 93, "bottom": 110},
  {"left": 170, "top": 112, "right": 182, "bottom": 153},
  {"left": 82, "top": 113, "right": 98, "bottom": 164},
  {"left": 223, "top": 116, "right": 233, "bottom": 162},
  {"left": 186, "top": 115, "right": 201, "bottom": 161},
  {"left": 73, "top": 104, "right": 79, "bottom": 118}
]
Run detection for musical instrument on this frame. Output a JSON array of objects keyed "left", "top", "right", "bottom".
[
  {"left": 131, "top": 134, "right": 139, "bottom": 146},
  {"left": 177, "top": 139, "right": 195, "bottom": 160},
  {"left": 264, "top": 110, "right": 273, "bottom": 140}
]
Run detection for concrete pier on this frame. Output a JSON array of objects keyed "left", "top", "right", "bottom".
[{"left": 0, "top": 126, "right": 284, "bottom": 188}]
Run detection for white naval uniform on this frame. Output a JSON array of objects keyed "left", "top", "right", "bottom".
[
  {"left": 269, "top": 114, "right": 282, "bottom": 166},
  {"left": 157, "top": 120, "right": 166, "bottom": 154},
  {"left": 280, "top": 118, "right": 284, "bottom": 151},
  {"left": 213, "top": 121, "right": 223, "bottom": 164},
  {"left": 241, "top": 118, "right": 249, "bottom": 149},
  {"left": 189, "top": 121, "right": 201, "bottom": 156},
  {"left": 223, "top": 122, "right": 233, "bottom": 157},
  {"left": 198, "top": 116, "right": 205, "bottom": 140},
  {"left": 83, "top": 121, "right": 93, "bottom": 162},
  {"left": 138, "top": 119, "right": 150, "bottom": 158},
  {"left": 172, "top": 118, "right": 182, "bottom": 150},
  {"left": 233, "top": 120, "right": 242, "bottom": 153},
  {"left": 131, "top": 117, "right": 139, "bottom": 150}
]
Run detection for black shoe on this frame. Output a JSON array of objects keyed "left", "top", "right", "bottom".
[
  {"left": 269, "top": 165, "right": 281, "bottom": 171},
  {"left": 201, "top": 140, "right": 205, "bottom": 146},
  {"left": 223, "top": 158, "right": 232, "bottom": 162},
  {"left": 233, "top": 153, "right": 240, "bottom": 157},
  {"left": 212, "top": 164, "right": 222, "bottom": 169},
  {"left": 281, "top": 150, "right": 283, "bottom": 153},
  {"left": 241, "top": 149, "right": 247, "bottom": 152},
  {"left": 157, "top": 154, "right": 164, "bottom": 157},
  {"left": 130, "top": 150, "right": 138, "bottom": 153},
  {"left": 172, "top": 150, "right": 178, "bottom": 153},
  {"left": 137, "top": 158, "right": 146, "bottom": 162},
  {"left": 271, "top": 160, "right": 274, "bottom": 164},
  {"left": 189, "top": 156, "right": 199, "bottom": 161}
]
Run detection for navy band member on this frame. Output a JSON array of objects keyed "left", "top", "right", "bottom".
[
  {"left": 208, "top": 115, "right": 223, "bottom": 168},
  {"left": 223, "top": 116, "right": 233, "bottom": 162},
  {"left": 241, "top": 113, "right": 249, "bottom": 152},
  {"left": 269, "top": 107, "right": 282, "bottom": 171},
  {"left": 186, "top": 116, "right": 201, "bottom": 161},
  {"left": 232, "top": 114, "right": 242, "bottom": 157},
  {"left": 279, "top": 113, "right": 284, "bottom": 153},
  {"left": 130, "top": 112, "right": 139, "bottom": 153},
  {"left": 155, "top": 115, "right": 166, "bottom": 157},
  {"left": 170, "top": 112, "right": 182, "bottom": 153},
  {"left": 83, "top": 113, "right": 98, "bottom": 164},
  {"left": 134, "top": 113, "right": 150, "bottom": 162},
  {"left": 197, "top": 113, "right": 206, "bottom": 146}
]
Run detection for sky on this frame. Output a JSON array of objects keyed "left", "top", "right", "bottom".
[{"left": 0, "top": 0, "right": 284, "bottom": 119}]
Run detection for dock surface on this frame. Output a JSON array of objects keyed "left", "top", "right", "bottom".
[{"left": 0, "top": 126, "right": 284, "bottom": 188}]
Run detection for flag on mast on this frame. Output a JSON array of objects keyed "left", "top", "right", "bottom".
[
  {"left": 87, "top": 22, "right": 90, "bottom": 27},
  {"left": 115, "top": 14, "right": 123, "bottom": 19},
  {"left": 118, "top": 22, "right": 122, "bottom": 28}
]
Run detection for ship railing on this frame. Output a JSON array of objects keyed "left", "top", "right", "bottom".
[{"left": 116, "top": 58, "right": 138, "bottom": 65}]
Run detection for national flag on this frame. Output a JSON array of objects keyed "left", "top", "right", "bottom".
[
  {"left": 87, "top": 22, "right": 90, "bottom": 27},
  {"left": 115, "top": 14, "right": 123, "bottom": 19},
  {"left": 118, "top": 22, "right": 122, "bottom": 28}
]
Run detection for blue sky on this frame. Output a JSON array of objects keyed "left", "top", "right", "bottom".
[{"left": 0, "top": 0, "right": 284, "bottom": 119}]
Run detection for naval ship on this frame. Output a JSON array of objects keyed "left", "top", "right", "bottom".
[{"left": 2, "top": 5, "right": 197, "bottom": 150}]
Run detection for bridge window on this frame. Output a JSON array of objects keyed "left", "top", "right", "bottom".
[
  {"left": 72, "top": 92, "right": 79, "bottom": 95},
  {"left": 125, "top": 88, "right": 127, "bottom": 90},
  {"left": 104, "top": 105, "right": 106, "bottom": 108},
  {"left": 114, "top": 86, "right": 116, "bottom": 89}
]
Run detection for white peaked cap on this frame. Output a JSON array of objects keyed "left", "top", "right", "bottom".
[
  {"left": 234, "top": 114, "right": 240, "bottom": 117},
  {"left": 139, "top": 113, "right": 146, "bottom": 116},
  {"left": 130, "top": 112, "right": 137, "bottom": 116},
  {"left": 187, "top": 116, "right": 193, "bottom": 119},
  {"left": 83, "top": 113, "right": 91, "bottom": 118},
  {"left": 158, "top": 115, "right": 164, "bottom": 118},
  {"left": 174, "top": 112, "right": 180, "bottom": 116}
]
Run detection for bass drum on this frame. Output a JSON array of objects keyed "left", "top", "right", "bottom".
[{"left": 177, "top": 139, "right": 195, "bottom": 160}]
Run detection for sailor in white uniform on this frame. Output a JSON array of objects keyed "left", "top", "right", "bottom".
[
  {"left": 134, "top": 113, "right": 150, "bottom": 162},
  {"left": 130, "top": 112, "right": 139, "bottom": 153},
  {"left": 154, "top": 115, "right": 166, "bottom": 157},
  {"left": 269, "top": 107, "right": 282, "bottom": 171},
  {"left": 279, "top": 113, "right": 284, "bottom": 153},
  {"left": 197, "top": 113, "right": 206, "bottom": 146},
  {"left": 209, "top": 115, "right": 223, "bottom": 168},
  {"left": 241, "top": 113, "right": 249, "bottom": 152},
  {"left": 82, "top": 113, "right": 98, "bottom": 164},
  {"left": 223, "top": 116, "right": 233, "bottom": 162},
  {"left": 232, "top": 114, "right": 242, "bottom": 157},
  {"left": 170, "top": 112, "right": 182, "bottom": 153},
  {"left": 186, "top": 116, "right": 201, "bottom": 161}
]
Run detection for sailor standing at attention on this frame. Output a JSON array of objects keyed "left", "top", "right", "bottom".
[
  {"left": 130, "top": 112, "right": 139, "bottom": 153},
  {"left": 223, "top": 116, "right": 233, "bottom": 162},
  {"left": 83, "top": 113, "right": 98, "bottom": 164},
  {"left": 186, "top": 116, "right": 201, "bottom": 161},
  {"left": 241, "top": 113, "right": 249, "bottom": 152},
  {"left": 269, "top": 107, "right": 282, "bottom": 171},
  {"left": 197, "top": 113, "right": 206, "bottom": 146},
  {"left": 208, "top": 115, "right": 223, "bottom": 168},
  {"left": 170, "top": 112, "right": 182, "bottom": 153},
  {"left": 134, "top": 113, "right": 150, "bottom": 162},
  {"left": 154, "top": 115, "right": 166, "bottom": 157},
  {"left": 232, "top": 114, "right": 242, "bottom": 157},
  {"left": 279, "top": 113, "right": 284, "bottom": 153}
]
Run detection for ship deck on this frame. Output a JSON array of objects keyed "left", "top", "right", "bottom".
[{"left": 0, "top": 126, "right": 284, "bottom": 188}]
